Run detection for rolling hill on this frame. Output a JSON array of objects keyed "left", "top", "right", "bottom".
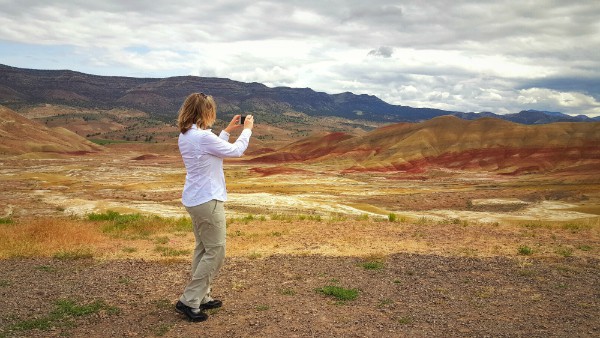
[
  {"left": 0, "top": 105, "right": 103, "bottom": 155},
  {"left": 250, "top": 116, "right": 600, "bottom": 174}
]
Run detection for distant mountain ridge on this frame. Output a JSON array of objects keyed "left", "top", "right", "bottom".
[
  {"left": 0, "top": 64, "right": 597, "bottom": 124},
  {"left": 0, "top": 64, "right": 453, "bottom": 123},
  {"left": 454, "top": 110, "right": 599, "bottom": 124}
]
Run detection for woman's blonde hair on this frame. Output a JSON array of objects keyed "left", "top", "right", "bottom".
[{"left": 177, "top": 92, "right": 217, "bottom": 133}]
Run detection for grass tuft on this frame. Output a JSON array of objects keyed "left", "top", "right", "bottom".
[
  {"left": 518, "top": 245, "right": 533, "bottom": 256},
  {"left": 328, "top": 213, "right": 347, "bottom": 222},
  {"left": 248, "top": 252, "right": 262, "bottom": 259},
  {"left": 398, "top": 316, "right": 413, "bottom": 325},
  {"left": 556, "top": 246, "right": 574, "bottom": 257},
  {"left": 153, "top": 323, "right": 174, "bottom": 337},
  {"left": 270, "top": 213, "right": 322, "bottom": 222},
  {"left": 53, "top": 248, "right": 94, "bottom": 260},
  {"left": 361, "top": 260, "right": 385, "bottom": 270},
  {"left": 10, "top": 298, "right": 119, "bottom": 332},
  {"left": 153, "top": 236, "right": 170, "bottom": 244},
  {"left": 561, "top": 222, "right": 591, "bottom": 233},
  {"left": 316, "top": 285, "right": 359, "bottom": 301},
  {"left": 88, "top": 211, "right": 193, "bottom": 239},
  {"left": 34, "top": 265, "right": 57, "bottom": 272},
  {"left": 154, "top": 246, "right": 190, "bottom": 257},
  {"left": 356, "top": 214, "right": 370, "bottom": 221},
  {"left": 281, "top": 288, "right": 296, "bottom": 296}
]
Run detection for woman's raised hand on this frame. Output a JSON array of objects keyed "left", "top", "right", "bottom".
[
  {"left": 243, "top": 115, "right": 254, "bottom": 130},
  {"left": 224, "top": 115, "right": 243, "bottom": 134}
]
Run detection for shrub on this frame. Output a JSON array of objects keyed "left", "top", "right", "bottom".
[{"left": 388, "top": 213, "right": 397, "bottom": 222}]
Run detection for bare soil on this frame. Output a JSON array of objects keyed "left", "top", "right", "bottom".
[{"left": 1, "top": 254, "right": 598, "bottom": 337}]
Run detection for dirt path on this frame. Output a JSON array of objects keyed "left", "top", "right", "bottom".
[{"left": 1, "top": 254, "right": 598, "bottom": 337}]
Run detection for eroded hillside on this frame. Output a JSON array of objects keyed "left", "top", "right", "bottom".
[
  {"left": 0, "top": 105, "right": 103, "bottom": 156},
  {"left": 250, "top": 116, "right": 600, "bottom": 175}
]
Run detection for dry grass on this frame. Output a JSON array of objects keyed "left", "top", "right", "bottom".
[
  {"left": 0, "top": 212, "right": 598, "bottom": 260},
  {"left": 0, "top": 217, "right": 104, "bottom": 258}
]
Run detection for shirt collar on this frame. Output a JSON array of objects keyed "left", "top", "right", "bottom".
[{"left": 191, "top": 124, "right": 211, "bottom": 132}]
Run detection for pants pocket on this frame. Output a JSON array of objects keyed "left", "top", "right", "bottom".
[{"left": 209, "top": 201, "right": 226, "bottom": 230}]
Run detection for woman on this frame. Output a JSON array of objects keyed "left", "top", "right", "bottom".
[{"left": 175, "top": 92, "right": 254, "bottom": 322}]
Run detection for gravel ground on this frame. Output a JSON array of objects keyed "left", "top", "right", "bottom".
[{"left": 0, "top": 254, "right": 599, "bottom": 337}]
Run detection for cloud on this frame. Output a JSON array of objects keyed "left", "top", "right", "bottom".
[
  {"left": 0, "top": 0, "right": 599, "bottom": 116},
  {"left": 517, "top": 88, "right": 600, "bottom": 115},
  {"left": 368, "top": 46, "right": 394, "bottom": 58},
  {"left": 519, "top": 76, "right": 600, "bottom": 101}
]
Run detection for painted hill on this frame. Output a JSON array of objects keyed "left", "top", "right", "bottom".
[
  {"left": 0, "top": 105, "right": 103, "bottom": 155},
  {"left": 251, "top": 116, "right": 600, "bottom": 174}
]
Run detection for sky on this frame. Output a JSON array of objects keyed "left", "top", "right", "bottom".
[{"left": 0, "top": 0, "right": 599, "bottom": 116}]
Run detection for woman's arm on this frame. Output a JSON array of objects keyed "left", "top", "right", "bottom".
[
  {"left": 204, "top": 129, "right": 252, "bottom": 158},
  {"left": 204, "top": 114, "right": 254, "bottom": 158}
]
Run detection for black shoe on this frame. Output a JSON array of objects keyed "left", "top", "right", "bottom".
[
  {"left": 200, "top": 299, "right": 223, "bottom": 310},
  {"left": 175, "top": 301, "right": 208, "bottom": 322}
]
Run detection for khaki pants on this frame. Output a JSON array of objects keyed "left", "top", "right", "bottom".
[{"left": 179, "top": 200, "right": 226, "bottom": 308}]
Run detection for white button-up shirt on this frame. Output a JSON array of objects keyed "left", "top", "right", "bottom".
[{"left": 178, "top": 124, "right": 252, "bottom": 207}]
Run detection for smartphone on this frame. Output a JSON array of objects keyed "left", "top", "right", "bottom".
[{"left": 240, "top": 115, "right": 246, "bottom": 124}]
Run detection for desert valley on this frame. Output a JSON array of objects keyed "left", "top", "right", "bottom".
[{"left": 0, "top": 66, "right": 599, "bottom": 337}]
